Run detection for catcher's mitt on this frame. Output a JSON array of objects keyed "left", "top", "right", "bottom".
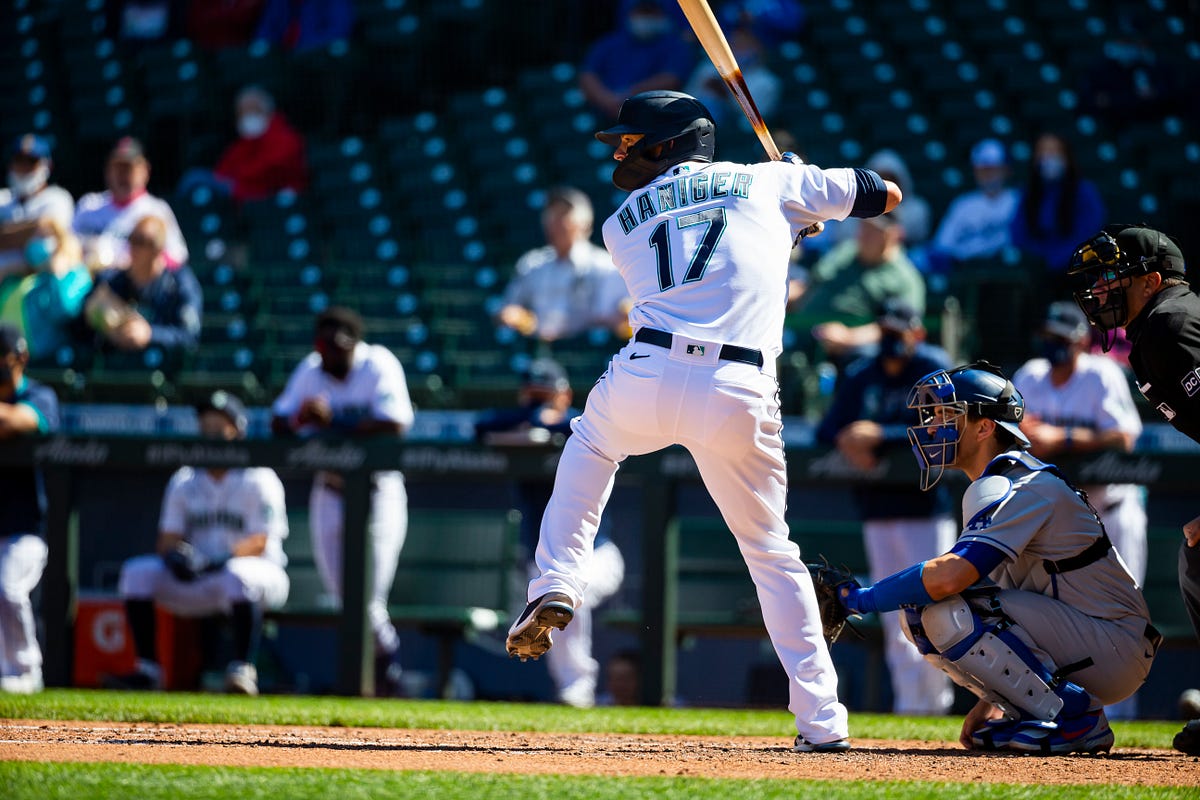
[{"left": 806, "top": 558, "right": 860, "bottom": 644}]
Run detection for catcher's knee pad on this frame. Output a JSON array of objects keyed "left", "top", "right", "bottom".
[{"left": 918, "top": 596, "right": 1090, "bottom": 721}]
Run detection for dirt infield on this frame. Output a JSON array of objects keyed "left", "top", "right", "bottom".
[{"left": 1, "top": 720, "right": 1197, "bottom": 785}]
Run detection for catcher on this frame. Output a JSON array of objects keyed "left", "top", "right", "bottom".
[{"left": 810, "top": 361, "right": 1158, "bottom": 754}]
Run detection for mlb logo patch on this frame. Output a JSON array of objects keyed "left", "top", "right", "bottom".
[
  {"left": 686, "top": 344, "right": 705, "bottom": 356},
  {"left": 1157, "top": 402, "right": 1177, "bottom": 421},
  {"left": 1182, "top": 369, "right": 1200, "bottom": 398}
]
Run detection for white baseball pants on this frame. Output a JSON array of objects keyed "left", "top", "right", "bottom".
[
  {"left": 118, "top": 554, "right": 289, "bottom": 614},
  {"left": 863, "top": 516, "right": 958, "bottom": 715},
  {"left": 527, "top": 340, "right": 848, "bottom": 743},
  {"left": 0, "top": 534, "right": 47, "bottom": 679},
  {"left": 310, "top": 471, "right": 407, "bottom": 656}
]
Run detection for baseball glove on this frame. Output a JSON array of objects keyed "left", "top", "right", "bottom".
[{"left": 806, "top": 558, "right": 860, "bottom": 644}]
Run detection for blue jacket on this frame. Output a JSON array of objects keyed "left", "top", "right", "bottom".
[
  {"left": 816, "top": 343, "right": 953, "bottom": 520},
  {"left": 89, "top": 265, "right": 202, "bottom": 350}
]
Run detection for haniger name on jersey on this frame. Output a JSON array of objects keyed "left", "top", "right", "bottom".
[{"left": 614, "top": 167, "right": 754, "bottom": 235}]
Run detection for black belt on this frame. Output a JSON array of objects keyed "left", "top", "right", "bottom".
[
  {"left": 1043, "top": 532, "right": 1112, "bottom": 575},
  {"left": 635, "top": 328, "right": 764, "bottom": 368}
]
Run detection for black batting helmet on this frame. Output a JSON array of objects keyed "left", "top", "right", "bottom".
[{"left": 595, "top": 90, "right": 716, "bottom": 191}]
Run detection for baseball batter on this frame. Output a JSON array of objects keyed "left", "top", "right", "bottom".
[
  {"left": 505, "top": 90, "right": 902, "bottom": 752},
  {"left": 832, "top": 362, "right": 1156, "bottom": 754},
  {"left": 112, "top": 392, "right": 289, "bottom": 695},
  {"left": 271, "top": 306, "right": 414, "bottom": 696}
]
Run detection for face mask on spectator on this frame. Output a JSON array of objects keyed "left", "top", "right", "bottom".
[
  {"left": 23, "top": 235, "right": 56, "bottom": 269},
  {"left": 238, "top": 112, "right": 270, "bottom": 139},
  {"left": 1038, "top": 155, "right": 1066, "bottom": 182},
  {"left": 1040, "top": 337, "right": 1074, "bottom": 366},
  {"left": 8, "top": 163, "right": 49, "bottom": 198},
  {"left": 628, "top": 14, "right": 669, "bottom": 40},
  {"left": 878, "top": 331, "right": 914, "bottom": 360},
  {"left": 977, "top": 175, "right": 1005, "bottom": 193}
]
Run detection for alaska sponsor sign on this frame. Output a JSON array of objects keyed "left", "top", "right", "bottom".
[
  {"left": 33, "top": 437, "right": 110, "bottom": 466},
  {"left": 286, "top": 440, "right": 368, "bottom": 471},
  {"left": 1075, "top": 451, "right": 1163, "bottom": 485}
]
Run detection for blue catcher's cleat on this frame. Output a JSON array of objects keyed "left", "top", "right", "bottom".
[{"left": 1007, "top": 709, "right": 1114, "bottom": 755}]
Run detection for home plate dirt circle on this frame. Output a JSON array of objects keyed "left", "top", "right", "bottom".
[{"left": 0, "top": 720, "right": 1195, "bottom": 786}]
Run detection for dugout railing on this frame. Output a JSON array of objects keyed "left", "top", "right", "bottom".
[{"left": 1, "top": 435, "right": 1196, "bottom": 706}]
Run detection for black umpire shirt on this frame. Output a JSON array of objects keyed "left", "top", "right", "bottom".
[{"left": 1126, "top": 283, "right": 1200, "bottom": 444}]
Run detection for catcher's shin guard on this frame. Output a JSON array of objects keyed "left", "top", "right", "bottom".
[{"left": 916, "top": 596, "right": 1091, "bottom": 723}]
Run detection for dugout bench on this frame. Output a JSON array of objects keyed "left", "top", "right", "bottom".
[{"left": 267, "top": 507, "right": 522, "bottom": 698}]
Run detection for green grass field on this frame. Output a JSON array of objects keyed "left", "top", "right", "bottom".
[{"left": 0, "top": 690, "right": 1193, "bottom": 800}]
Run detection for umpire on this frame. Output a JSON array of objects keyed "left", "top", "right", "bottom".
[{"left": 1068, "top": 224, "right": 1200, "bottom": 755}]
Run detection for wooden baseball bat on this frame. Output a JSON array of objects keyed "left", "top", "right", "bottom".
[{"left": 676, "top": 0, "right": 785, "bottom": 162}]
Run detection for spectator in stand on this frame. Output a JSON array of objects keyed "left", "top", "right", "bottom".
[
  {"left": 80, "top": 215, "right": 201, "bottom": 354},
  {"left": 1013, "top": 301, "right": 1147, "bottom": 721},
  {"left": 254, "top": 0, "right": 354, "bottom": 53},
  {"left": 790, "top": 213, "right": 926, "bottom": 366},
  {"left": 1010, "top": 132, "right": 1105, "bottom": 284},
  {"left": 0, "top": 135, "right": 75, "bottom": 276},
  {"left": 187, "top": 0, "right": 266, "bottom": 50},
  {"left": 0, "top": 216, "right": 93, "bottom": 364},
  {"left": 106, "top": 392, "right": 289, "bottom": 695},
  {"left": 474, "top": 358, "right": 625, "bottom": 709},
  {"left": 0, "top": 325, "right": 58, "bottom": 694},
  {"left": 579, "top": 0, "right": 695, "bottom": 121},
  {"left": 73, "top": 137, "right": 189, "bottom": 270},
  {"left": 816, "top": 300, "right": 956, "bottom": 716},
  {"left": 108, "top": 0, "right": 185, "bottom": 50},
  {"left": 926, "top": 139, "right": 1020, "bottom": 275},
  {"left": 180, "top": 86, "right": 308, "bottom": 205},
  {"left": 497, "top": 187, "right": 630, "bottom": 343},
  {"left": 1079, "top": 16, "right": 1177, "bottom": 133}
]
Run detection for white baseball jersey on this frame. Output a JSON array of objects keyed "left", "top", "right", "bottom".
[
  {"left": 603, "top": 159, "right": 858, "bottom": 361},
  {"left": 72, "top": 189, "right": 189, "bottom": 266},
  {"left": 1013, "top": 353, "right": 1143, "bottom": 511},
  {"left": 159, "top": 466, "right": 289, "bottom": 567},
  {"left": 271, "top": 342, "right": 414, "bottom": 436}
]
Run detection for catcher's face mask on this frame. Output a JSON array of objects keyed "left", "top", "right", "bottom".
[{"left": 906, "top": 369, "right": 965, "bottom": 491}]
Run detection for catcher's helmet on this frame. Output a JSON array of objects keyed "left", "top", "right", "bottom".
[
  {"left": 906, "top": 361, "right": 1029, "bottom": 491},
  {"left": 595, "top": 90, "right": 716, "bottom": 191},
  {"left": 1067, "top": 225, "right": 1186, "bottom": 351}
]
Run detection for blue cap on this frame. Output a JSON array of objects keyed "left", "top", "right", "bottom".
[
  {"left": 970, "top": 138, "right": 1006, "bottom": 167},
  {"left": 11, "top": 133, "right": 51, "bottom": 161}
]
